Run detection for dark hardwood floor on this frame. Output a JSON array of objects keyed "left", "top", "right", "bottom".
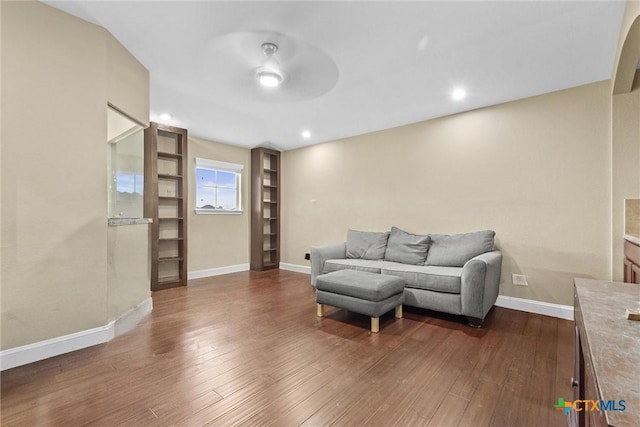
[{"left": 1, "top": 270, "right": 574, "bottom": 426}]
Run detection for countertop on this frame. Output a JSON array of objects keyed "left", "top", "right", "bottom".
[
  {"left": 108, "top": 218, "right": 153, "bottom": 226},
  {"left": 574, "top": 278, "right": 640, "bottom": 427}
]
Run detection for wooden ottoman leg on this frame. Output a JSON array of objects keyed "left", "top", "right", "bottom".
[
  {"left": 371, "top": 317, "right": 380, "bottom": 333},
  {"left": 395, "top": 304, "right": 403, "bottom": 319},
  {"left": 316, "top": 303, "right": 324, "bottom": 317}
]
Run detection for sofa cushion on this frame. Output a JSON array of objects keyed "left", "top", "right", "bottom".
[
  {"left": 323, "top": 259, "right": 398, "bottom": 275},
  {"left": 382, "top": 264, "right": 463, "bottom": 294},
  {"left": 425, "top": 230, "right": 495, "bottom": 267},
  {"left": 346, "top": 229, "right": 390, "bottom": 260},
  {"left": 316, "top": 269, "right": 405, "bottom": 302},
  {"left": 384, "top": 226, "right": 430, "bottom": 265}
]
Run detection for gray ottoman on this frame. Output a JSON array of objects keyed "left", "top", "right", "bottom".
[{"left": 315, "top": 269, "right": 405, "bottom": 333}]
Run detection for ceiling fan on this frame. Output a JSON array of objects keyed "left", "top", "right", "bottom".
[{"left": 198, "top": 30, "right": 339, "bottom": 103}]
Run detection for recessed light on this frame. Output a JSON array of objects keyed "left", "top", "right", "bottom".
[
  {"left": 159, "top": 113, "right": 172, "bottom": 121},
  {"left": 301, "top": 130, "right": 311, "bottom": 139},
  {"left": 452, "top": 88, "right": 466, "bottom": 100}
]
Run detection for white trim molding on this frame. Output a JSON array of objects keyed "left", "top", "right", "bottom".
[
  {"left": 495, "top": 295, "right": 574, "bottom": 321},
  {"left": 114, "top": 297, "right": 153, "bottom": 337},
  {"left": 0, "top": 297, "right": 153, "bottom": 371},
  {"left": 194, "top": 208, "right": 243, "bottom": 215},
  {"left": 0, "top": 325, "right": 113, "bottom": 372},
  {"left": 195, "top": 157, "right": 243, "bottom": 172},
  {"left": 279, "top": 263, "right": 311, "bottom": 274},
  {"left": 188, "top": 263, "right": 250, "bottom": 280}
]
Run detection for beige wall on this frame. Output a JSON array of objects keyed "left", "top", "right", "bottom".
[
  {"left": 107, "top": 225, "right": 149, "bottom": 321},
  {"left": 107, "top": 33, "right": 150, "bottom": 127},
  {"left": 282, "top": 81, "right": 612, "bottom": 306},
  {"left": 612, "top": 1, "right": 640, "bottom": 281},
  {"left": 612, "top": 85, "right": 640, "bottom": 280},
  {"left": 1, "top": 2, "right": 149, "bottom": 350},
  {"left": 1, "top": 1, "right": 4, "bottom": 325},
  {"left": 187, "top": 137, "right": 250, "bottom": 272},
  {"left": 1, "top": 1, "right": 108, "bottom": 349}
]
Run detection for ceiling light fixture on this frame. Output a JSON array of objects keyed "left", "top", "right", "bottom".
[
  {"left": 452, "top": 88, "right": 466, "bottom": 100},
  {"left": 257, "top": 70, "right": 283, "bottom": 88},
  {"left": 301, "top": 130, "right": 311, "bottom": 139},
  {"left": 159, "top": 113, "right": 172, "bottom": 121},
  {"left": 257, "top": 42, "right": 284, "bottom": 88}
]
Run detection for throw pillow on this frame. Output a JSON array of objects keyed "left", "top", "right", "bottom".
[
  {"left": 426, "top": 230, "right": 495, "bottom": 267},
  {"left": 384, "top": 226, "right": 430, "bottom": 265},
  {"left": 346, "top": 229, "right": 390, "bottom": 260}
]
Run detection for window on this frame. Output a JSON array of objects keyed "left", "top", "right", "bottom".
[
  {"left": 195, "top": 158, "right": 243, "bottom": 214},
  {"left": 107, "top": 106, "right": 144, "bottom": 218}
]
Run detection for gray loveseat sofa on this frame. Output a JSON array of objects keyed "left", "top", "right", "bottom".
[{"left": 311, "top": 227, "right": 502, "bottom": 326}]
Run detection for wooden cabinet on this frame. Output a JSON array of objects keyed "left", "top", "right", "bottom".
[
  {"left": 573, "top": 323, "right": 608, "bottom": 427},
  {"left": 144, "top": 122, "right": 188, "bottom": 290},
  {"left": 250, "top": 147, "right": 280, "bottom": 271},
  {"left": 623, "top": 239, "right": 640, "bottom": 284}
]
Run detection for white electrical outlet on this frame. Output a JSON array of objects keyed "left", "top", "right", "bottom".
[{"left": 512, "top": 274, "right": 528, "bottom": 286}]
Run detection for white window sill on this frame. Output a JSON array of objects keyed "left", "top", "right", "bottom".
[{"left": 194, "top": 209, "right": 243, "bottom": 215}]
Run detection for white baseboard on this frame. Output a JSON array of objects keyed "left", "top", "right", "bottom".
[
  {"left": 495, "top": 295, "right": 574, "bottom": 320},
  {"left": 0, "top": 297, "right": 153, "bottom": 371},
  {"left": 188, "top": 263, "right": 250, "bottom": 280},
  {"left": 279, "top": 262, "right": 311, "bottom": 274},
  {"left": 0, "top": 324, "right": 114, "bottom": 372},
  {"left": 114, "top": 297, "right": 153, "bottom": 337}
]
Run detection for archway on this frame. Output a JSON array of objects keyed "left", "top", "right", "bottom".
[
  {"left": 612, "top": 10, "right": 640, "bottom": 282},
  {"left": 613, "top": 14, "right": 640, "bottom": 94}
]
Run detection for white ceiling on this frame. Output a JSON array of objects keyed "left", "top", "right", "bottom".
[{"left": 46, "top": 1, "right": 625, "bottom": 151}]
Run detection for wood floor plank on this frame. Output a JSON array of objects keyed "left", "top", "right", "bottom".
[
  {"left": 1, "top": 271, "right": 574, "bottom": 427},
  {"left": 303, "top": 337, "right": 438, "bottom": 427},
  {"left": 554, "top": 316, "right": 575, "bottom": 424},
  {"left": 525, "top": 316, "right": 560, "bottom": 426},
  {"left": 390, "top": 330, "right": 479, "bottom": 426},
  {"left": 427, "top": 391, "right": 471, "bottom": 427},
  {"left": 457, "top": 379, "right": 503, "bottom": 427}
]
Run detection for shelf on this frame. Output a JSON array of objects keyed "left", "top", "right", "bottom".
[
  {"left": 251, "top": 147, "right": 280, "bottom": 271},
  {"left": 158, "top": 256, "right": 184, "bottom": 262},
  {"left": 146, "top": 122, "right": 188, "bottom": 291},
  {"left": 158, "top": 276, "right": 181, "bottom": 284},
  {"left": 157, "top": 151, "right": 182, "bottom": 159}
]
